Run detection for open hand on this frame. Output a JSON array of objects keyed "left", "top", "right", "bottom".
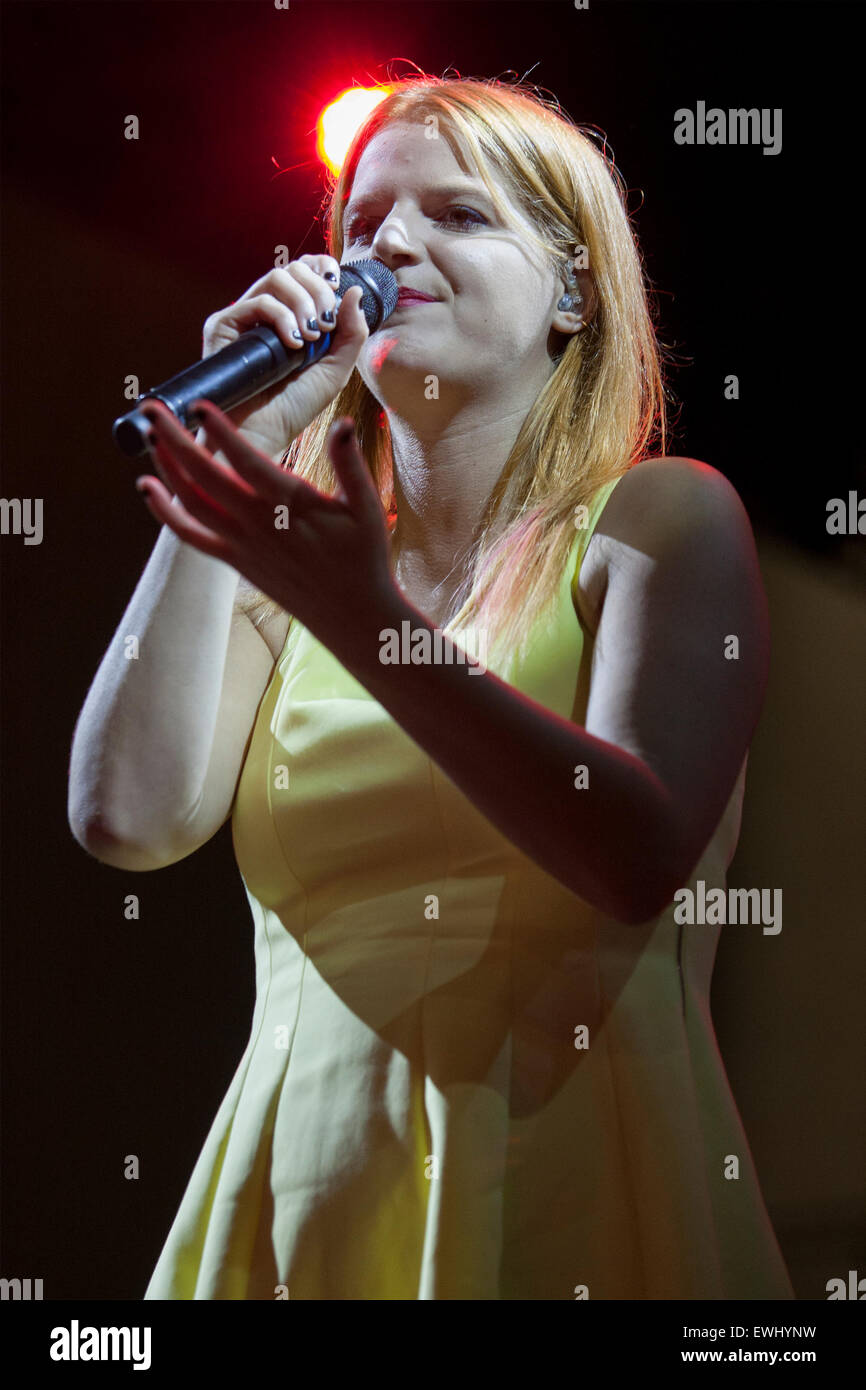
[{"left": 135, "top": 397, "right": 396, "bottom": 661}]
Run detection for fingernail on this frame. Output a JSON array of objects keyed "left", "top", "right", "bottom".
[
  {"left": 306, "top": 317, "right": 319, "bottom": 332},
  {"left": 324, "top": 270, "right": 338, "bottom": 283},
  {"left": 321, "top": 308, "right": 336, "bottom": 325},
  {"left": 135, "top": 477, "right": 150, "bottom": 493}
]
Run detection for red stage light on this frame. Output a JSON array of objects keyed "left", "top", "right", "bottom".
[{"left": 316, "top": 86, "right": 392, "bottom": 176}]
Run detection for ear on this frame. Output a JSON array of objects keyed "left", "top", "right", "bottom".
[{"left": 550, "top": 263, "right": 597, "bottom": 337}]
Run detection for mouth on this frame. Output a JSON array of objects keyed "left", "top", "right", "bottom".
[{"left": 395, "top": 289, "right": 438, "bottom": 306}]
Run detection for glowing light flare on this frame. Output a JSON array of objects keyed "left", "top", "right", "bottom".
[
  {"left": 316, "top": 85, "right": 392, "bottom": 177},
  {"left": 368, "top": 334, "right": 399, "bottom": 374}
]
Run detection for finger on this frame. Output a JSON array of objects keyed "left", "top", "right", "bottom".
[
  {"left": 284, "top": 260, "right": 339, "bottom": 329},
  {"left": 331, "top": 283, "right": 368, "bottom": 342},
  {"left": 203, "top": 293, "right": 312, "bottom": 357},
  {"left": 136, "top": 475, "right": 237, "bottom": 565},
  {"left": 297, "top": 252, "right": 342, "bottom": 288},
  {"left": 187, "top": 398, "right": 316, "bottom": 507},
  {"left": 142, "top": 400, "right": 259, "bottom": 514},
  {"left": 144, "top": 427, "right": 248, "bottom": 542},
  {"left": 294, "top": 285, "right": 366, "bottom": 384},
  {"left": 140, "top": 431, "right": 179, "bottom": 497},
  {"left": 135, "top": 473, "right": 177, "bottom": 519},
  {"left": 328, "top": 418, "right": 383, "bottom": 524}
]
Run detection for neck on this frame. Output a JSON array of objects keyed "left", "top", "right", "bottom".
[{"left": 385, "top": 393, "right": 537, "bottom": 596}]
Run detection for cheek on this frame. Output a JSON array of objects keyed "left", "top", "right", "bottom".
[{"left": 454, "top": 261, "right": 550, "bottom": 348}]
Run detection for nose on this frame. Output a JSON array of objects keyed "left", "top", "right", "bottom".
[{"left": 368, "top": 215, "right": 422, "bottom": 269}]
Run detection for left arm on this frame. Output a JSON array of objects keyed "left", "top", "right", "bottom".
[
  {"left": 335, "top": 461, "right": 768, "bottom": 923},
  {"left": 136, "top": 407, "right": 769, "bottom": 925},
  {"left": 338, "top": 583, "right": 682, "bottom": 924}
]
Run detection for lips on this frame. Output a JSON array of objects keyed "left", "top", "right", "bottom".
[{"left": 396, "top": 288, "right": 437, "bottom": 304}]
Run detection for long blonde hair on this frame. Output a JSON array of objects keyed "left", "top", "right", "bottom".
[{"left": 252, "top": 72, "right": 673, "bottom": 664}]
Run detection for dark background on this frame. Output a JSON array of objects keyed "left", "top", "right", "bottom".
[{"left": 1, "top": 0, "right": 863, "bottom": 1300}]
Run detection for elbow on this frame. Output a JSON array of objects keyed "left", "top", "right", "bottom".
[
  {"left": 610, "top": 827, "right": 699, "bottom": 927},
  {"left": 614, "top": 878, "right": 680, "bottom": 926},
  {"left": 68, "top": 810, "right": 179, "bottom": 871}
]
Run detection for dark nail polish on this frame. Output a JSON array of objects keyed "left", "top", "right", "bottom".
[
  {"left": 321, "top": 309, "right": 335, "bottom": 325},
  {"left": 306, "top": 317, "right": 319, "bottom": 332},
  {"left": 291, "top": 329, "right": 303, "bottom": 341},
  {"left": 323, "top": 270, "right": 338, "bottom": 283}
]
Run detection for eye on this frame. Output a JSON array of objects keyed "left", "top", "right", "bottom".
[
  {"left": 436, "top": 206, "right": 488, "bottom": 230},
  {"left": 344, "top": 217, "right": 373, "bottom": 245},
  {"left": 344, "top": 205, "right": 488, "bottom": 244}
]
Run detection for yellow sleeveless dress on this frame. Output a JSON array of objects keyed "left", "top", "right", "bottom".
[{"left": 144, "top": 478, "right": 794, "bottom": 1301}]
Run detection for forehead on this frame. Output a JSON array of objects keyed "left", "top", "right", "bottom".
[{"left": 346, "top": 120, "right": 492, "bottom": 208}]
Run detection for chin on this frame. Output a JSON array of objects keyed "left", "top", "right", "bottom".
[{"left": 363, "top": 333, "right": 446, "bottom": 381}]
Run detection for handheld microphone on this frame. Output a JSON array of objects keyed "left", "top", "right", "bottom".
[{"left": 112, "top": 259, "right": 398, "bottom": 458}]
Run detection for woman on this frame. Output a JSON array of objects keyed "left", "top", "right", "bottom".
[{"left": 68, "top": 74, "right": 794, "bottom": 1299}]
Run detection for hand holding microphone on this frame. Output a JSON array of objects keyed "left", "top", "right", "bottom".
[
  {"left": 127, "top": 255, "right": 401, "bottom": 649},
  {"left": 113, "top": 256, "right": 398, "bottom": 459}
]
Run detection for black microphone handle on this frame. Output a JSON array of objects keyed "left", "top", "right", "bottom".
[
  {"left": 112, "top": 259, "right": 395, "bottom": 459},
  {"left": 112, "top": 325, "right": 312, "bottom": 459}
]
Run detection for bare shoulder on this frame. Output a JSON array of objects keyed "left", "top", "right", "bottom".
[{"left": 576, "top": 457, "right": 757, "bottom": 634}]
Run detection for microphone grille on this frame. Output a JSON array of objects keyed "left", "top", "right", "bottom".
[{"left": 339, "top": 258, "right": 399, "bottom": 329}]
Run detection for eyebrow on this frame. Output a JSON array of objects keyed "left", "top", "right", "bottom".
[{"left": 344, "top": 181, "right": 495, "bottom": 221}]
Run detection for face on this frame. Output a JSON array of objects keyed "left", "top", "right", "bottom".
[{"left": 340, "top": 120, "right": 568, "bottom": 410}]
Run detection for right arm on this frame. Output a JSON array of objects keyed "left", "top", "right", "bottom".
[
  {"left": 67, "top": 517, "right": 282, "bottom": 871},
  {"left": 67, "top": 251, "right": 367, "bottom": 870}
]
